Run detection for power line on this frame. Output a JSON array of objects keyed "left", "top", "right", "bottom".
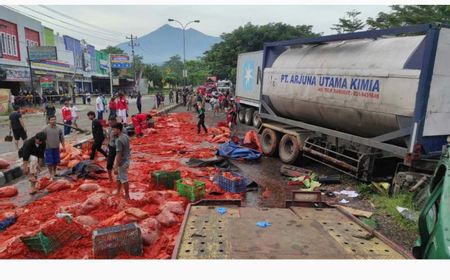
[
  {"left": 3, "top": 6, "right": 121, "bottom": 46},
  {"left": 38, "top": 5, "right": 128, "bottom": 37},
  {"left": 4, "top": 5, "right": 121, "bottom": 45},
  {"left": 18, "top": 5, "right": 122, "bottom": 42}
]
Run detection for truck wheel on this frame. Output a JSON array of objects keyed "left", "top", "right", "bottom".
[
  {"left": 279, "top": 134, "right": 300, "bottom": 164},
  {"left": 261, "top": 128, "right": 279, "bottom": 156},
  {"left": 252, "top": 111, "right": 262, "bottom": 128},
  {"left": 245, "top": 108, "right": 254, "bottom": 125},
  {"left": 238, "top": 109, "right": 246, "bottom": 123}
]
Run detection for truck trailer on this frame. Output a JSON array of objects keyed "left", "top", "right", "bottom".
[{"left": 252, "top": 24, "right": 450, "bottom": 181}]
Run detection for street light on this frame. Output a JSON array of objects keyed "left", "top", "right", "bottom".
[{"left": 168, "top": 18, "right": 200, "bottom": 88}]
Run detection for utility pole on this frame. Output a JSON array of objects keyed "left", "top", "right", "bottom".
[{"left": 126, "top": 34, "right": 139, "bottom": 91}]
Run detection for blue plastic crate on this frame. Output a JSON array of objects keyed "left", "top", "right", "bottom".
[{"left": 218, "top": 172, "right": 247, "bottom": 193}]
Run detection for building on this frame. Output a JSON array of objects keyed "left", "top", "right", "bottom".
[
  {"left": 0, "top": 5, "right": 42, "bottom": 94},
  {"left": 1, "top": 6, "right": 112, "bottom": 98}
]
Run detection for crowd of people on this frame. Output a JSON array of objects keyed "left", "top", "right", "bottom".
[
  {"left": 7, "top": 85, "right": 240, "bottom": 199},
  {"left": 8, "top": 89, "right": 152, "bottom": 197}
]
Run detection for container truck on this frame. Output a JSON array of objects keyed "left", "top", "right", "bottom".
[
  {"left": 255, "top": 24, "right": 450, "bottom": 181},
  {"left": 235, "top": 50, "right": 264, "bottom": 127}
]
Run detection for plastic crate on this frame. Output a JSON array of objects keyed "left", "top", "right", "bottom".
[
  {"left": 176, "top": 179, "right": 205, "bottom": 202},
  {"left": 92, "top": 222, "right": 143, "bottom": 259},
  {"left": 218, "top": 172, "right": 247, "bottom": 193},
  {"left": 20, "top": 219, "right": 83, "bottom": 255},
  {"left": 151, "top": 170, "right": 181, "bottom": 189}
]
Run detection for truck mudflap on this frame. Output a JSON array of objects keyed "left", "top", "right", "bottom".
[{"left": 172, "top": 196, "right": 413, "bottom": 259}]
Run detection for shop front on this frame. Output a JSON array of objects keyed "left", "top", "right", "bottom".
[{"left": 0, "top": 64, "right": 31, "bottom": 94}]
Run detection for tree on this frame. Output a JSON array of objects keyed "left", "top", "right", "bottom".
[
  {"left": 186, "top": 59, "right": 210, "bottom": 86},
  {"left": 162, "top": 55, "right": 183, "bottom": 86},
  {"left": 331, "top": 10, "right": 365, "bottom": 33},
  {"left": 203, "top": 22, "right": 319, "bottom": 82},
  {"left": 101, "top": 45, "right": 125, "bottom": 55},
  {"left": 367, "top": 5, "right": 450, "bottom": 29},
  {"left": 142, "top": 64, "right": 163, "bottom": 88}
]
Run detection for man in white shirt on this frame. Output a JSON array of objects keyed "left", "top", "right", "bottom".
[
  {"left": 70, "top": 103, "right": 79, "bottom": 129},
  {"left": 96, "top": 94, "right": 105, "bottom": 120}
]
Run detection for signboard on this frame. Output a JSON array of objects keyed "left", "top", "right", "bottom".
[
  {"left": 28, "top": 46, "right": 58, "bottom": 61},
  {"left": 113, "top": 78, "right": 120, "bottom": 86},
  {"left": 3, "top": 66, "right": 31, "bottom": 82},
  {"left": 100, "top": 59, "right": 109, "bottom": 70},
  {"left": 0, "top": 88, "right": 11, "bottom": 113},
  {"left": 40, "top": 76, "right": 54, "bottom": 88},
  {"left": 111, "top": 54, "right": 130, "bottom": 68},
  {"left": 83, "top": 52, "right": 92, "bottom": 72}
]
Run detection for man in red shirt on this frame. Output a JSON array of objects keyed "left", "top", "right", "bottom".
[
  {"left": 131, "top": 113, "right": 151, "bottom": 137},
  {"left": 61, "top": 100, "right": 72, "bottom": 136},
  {"left": 109, "top": 96, "right": 117, "bottom": 119},
  {"left": 117, "top": 93, "right": 128, "bottom": 124}
]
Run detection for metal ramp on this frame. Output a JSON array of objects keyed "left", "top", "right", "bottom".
[{"left": 172, "top": 200, "right": 412, "bottom": 259}]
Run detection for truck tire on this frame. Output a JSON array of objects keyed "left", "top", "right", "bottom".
[
  {"left": 245, "top": 108, "right": 254, "bottom": 125},
  {"left": 238, "top": 109, "right": 246, "bottom": 123},
  {"left": 252, "top": 111, "right": 262, "bottom": 128},
  {"left": 279, "top": 134, "right": 300, "bottom": 164},
  {"left": 261, "top": 128, "right": 279, "bottom": 156}
]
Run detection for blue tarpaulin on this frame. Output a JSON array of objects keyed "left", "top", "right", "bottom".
[{"left": 217, "top": 141, "right": 261, "bottom": 160}]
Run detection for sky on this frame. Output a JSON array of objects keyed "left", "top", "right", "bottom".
[{"left": 3, "top": 5, "right": 393, "bottom": 49}]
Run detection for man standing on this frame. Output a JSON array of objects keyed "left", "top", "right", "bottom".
[
  {"left": 18, "top": 132, "right": 46, "bottom": 194},
  {"left": 87, "top": 111, "right": 108, "bottom": 160},
  {"left": 43, "top": 115, "right": 65, "bottom": 180},
  {"left": 105, "top": 116, "right": 124, "bottom": 183},
  {"left": 86, "top": 91, "right": 92, "bottom": 105},
  {"left": 96, "top": 94, "right": 105, "bottom": 120},
  {"left": 44, "top": 100, "right": 56, "bottom": 119},
  {"left": 117, "top": 93, "right": 128, "bottom": 124},
  {"left": 70, "top": 103, "right": 79, "bottom": 130},
  {"left": 61, "top": 100, "right": 72, "bottom": 136},
  {"left": 9, "top": 105, "right": 27, "bottom": 150},
  {"left": 169, "top": 90, "right": 174, "bottom": 104},
  {"left": 112, "top": 122, "right": 131, "bottom": 199},
  {"left": 136, "top": 91, "right": 142, "bottom": 114},
  {"left": 197, "top": 104, "right": 208, "bottom": 134},
  {"left": 108, "top": 96, "right": 117, "bottom": 119}
]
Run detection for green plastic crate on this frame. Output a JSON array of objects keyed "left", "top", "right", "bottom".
[
  {"left": 20, "top": 218, "right": 83, "bottom": 255},
  {"left": 20, "top": 232, "right": 54, "bottom": 255},
  {"left": 176, "top": 179, "right": 205, "bottom": 202},
  {"left": 151, "top": 170, "right": 181, "bottom": 189}
]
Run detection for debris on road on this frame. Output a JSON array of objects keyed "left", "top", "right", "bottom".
[
  {"left": 396, "top": 206, "right": 418, "bottom": 223},
  {"left": 318, "top": 174, "right": 341, "bottom": 184},
  {"left": 280, "top": 164, "right": 313, "bottom": 177},
  {"left": 339, "top": 205, "right": 373, "bottom": 218},
  {"left": 371, "top": 182, "right": 390, "bottom": 196},
  {"left": 256, "top": 221, "right": 272, "bottom": 228},
  {"left": 0, "top": 159, "right": 10, "bottom": 170},
  {"left": 0, "top": 186, "right": 18, "bottom": 198},
  {"left": 216, "top": 141, "right": 262, "bottom": 160},
  {"left": 334, "top": 189, "right": 359, "bottom": 198}
]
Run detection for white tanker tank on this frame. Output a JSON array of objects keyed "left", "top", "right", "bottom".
[{"left": 258, "top": 24, "right": 450, "bottom": 179}]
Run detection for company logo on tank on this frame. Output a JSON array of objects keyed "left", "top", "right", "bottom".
[
  {"left": 242, "top": 60, "right": 255, "bottom": 91},
  {"left": 279, "top": 73, "right": 381, "bottom": 99}
]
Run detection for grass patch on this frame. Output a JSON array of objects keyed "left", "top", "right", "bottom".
[{"left": 370, "top": 192, "right": 418, "bottom": 234}]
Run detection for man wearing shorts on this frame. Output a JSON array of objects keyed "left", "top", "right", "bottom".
[
  {"left": 105, "top": 117, "right": 126, "bottom": 183},
  {"left": 9, "top": 105, "right": 27, "bottom": 150},
  {"left": 112, "top": 122, "right": 131, "bottom": 199},
  {"left": 43, "top": 115, "right": 65, "bottom": 180}
]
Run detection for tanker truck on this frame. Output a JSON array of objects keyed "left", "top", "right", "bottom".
[{"left": 256, "top": 24, "right": 450, "bottom": 181}]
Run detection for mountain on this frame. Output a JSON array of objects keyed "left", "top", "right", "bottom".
[{"left": 116, "top": 24, "right": 221, "bottom": 64}]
